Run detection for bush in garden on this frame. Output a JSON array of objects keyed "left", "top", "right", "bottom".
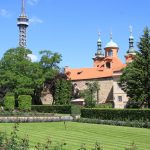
[
  {"left": 4, "top": 94, "right": 15, "bottom": 111},
  {"left": 32, "top": 105, "right": 71, "bottom": 114},
  {"left": 81, "top": 108, "right": 150, "bottom": 121},
  {"left": 75, "top": 118, "right": 150, "bottom": 128},
  {"left": 18, "top": 95, "right": 32, "bottom": 111},
  {"left": 71, "top": 104, "right": 82, "bottom": 115},
  {"left": 95, "top": 103, "right": 113, "bottom": 108}
]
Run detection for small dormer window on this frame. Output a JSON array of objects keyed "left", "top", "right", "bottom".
[
  {"left": 106, "top": 62, "right": 111, "bottom": 68},
  {"left": 77, "top": 71, "right": 82, "bottom": 75},
  {"left": 108, "top": 49, "right": 113, "bottom": 56}
]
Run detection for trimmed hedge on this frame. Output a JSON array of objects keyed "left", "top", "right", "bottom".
[
  {"left": 32, "top": 105, "right": 71, "bottom": 114},
  {"left": 95, "top": 103, "right": 113, "bottom": 108},
  {"left": 18, "top": 95, "right": 32, "bottom": 111},
  {"left": 75, "top": 118, "right": 150, "bottom": 128},
  {"left": 4, "top": 95, "right": 15, "bottom": 111},
  {"left": 81, "top": 108, "right": 150, "bottom": 121}
]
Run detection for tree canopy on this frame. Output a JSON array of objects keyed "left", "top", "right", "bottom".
[
  {"left": 120, "top": 27, "right": 150, "bottom": 108},
  {"left": 0, "top": 47, "right": 63, "bottom": 104}
]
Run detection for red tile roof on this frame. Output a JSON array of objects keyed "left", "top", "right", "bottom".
[{"left": 65, "top": 57, "right": 125, "bottom": 80}]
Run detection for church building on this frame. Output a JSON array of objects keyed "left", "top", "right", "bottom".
[{"left": 65, "top": 29, "right": 136, "bottom": 108}]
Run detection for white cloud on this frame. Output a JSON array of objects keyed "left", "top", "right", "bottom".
[
  {"left": 0, "top": 9, "right": 11, "bottom": 18},
  {"left": 27, "top": 54, "right": 38, "bottom": 62},
  {"left": 29, "top": 16, "right": 43, "bottom": 24},
  {"left": 27, "top": 0, "right": 39, "bottom": 6}
]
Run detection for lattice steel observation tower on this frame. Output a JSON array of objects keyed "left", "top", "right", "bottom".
[{"left": 17, "top": 0, "right": 29, "bottom": 48}]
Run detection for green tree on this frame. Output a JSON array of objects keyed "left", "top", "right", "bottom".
[
  {"left": 120, "top": 27, "right": 150, "bottom": 108},
  {"left": 81, "top": 81, "right": 100, "bottom": 107},
  {"left": 0, "top": 48, "right": 62, "bottom": 104},
  {"left": 54, "top": 76, "right": 72, "bottom": 105},
  {"left": 0, "top": 47, "right": 44, "bottom": 101},
  {"left": 39, "top": 50, "right": 62, "bottom": 81}
]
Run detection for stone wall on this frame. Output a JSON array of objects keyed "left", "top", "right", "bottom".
[
  {"left": 113, "top": 75, "right": 128, "bottom": 108},
  {"left": 40, "top": 88, "right": 53, "bottom": 105},
  {"left": 72, "top": 77, "right": 113, "bottom": 104}
]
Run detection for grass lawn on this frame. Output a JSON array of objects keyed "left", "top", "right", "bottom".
[{"left": 0, "top": 122, "right": 150, "bottom": 150}]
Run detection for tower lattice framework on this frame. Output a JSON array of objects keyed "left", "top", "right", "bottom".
[{"left": 17, "top": 0, "right": 29, "bottom": 48}]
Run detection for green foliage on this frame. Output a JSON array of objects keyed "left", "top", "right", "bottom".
[
  {"left": 4, "top": 95, "right": 15, "bottom": 111},
  {"left": 35, "top": 139, "right": 67, "bottom": 150},
  {"left": 120, "top": 27, "right": 150, "bottom": 108},
  {"left": 54, "top": 79, "right": 72, "bottom": 105},
  {"left": 0, "top": 47, "right": 44, "bottom": 99},
  {"left": 18, "top": 95, "right": 32, "bottom": 111},
  {"left": 0, "top": 48, "right": 62, "bottom": 104},
  {"left": 81, "top": 108, "right": 150, "bottom": 121},
  {"left": 125, "top": 100, "right": 144, "bottom": 108},
  {"left": 32, "top": 105, "right": 71, "bottom": 114},
  {"left": 81, "top": 82, "right": 100, "bottom": 108},
  {"left": 95, "top": 103, "right": 113, "bottom": 108},
  {"left": 75, "top": 118, "right": 150, "bottom": 128},
  {"left": 0, "top": 123, "right": 29, "bottom": 150},
  {"left": 125, "top": 142, "right": 138, "bottom": 150},
  {"left": 39, "top": 50, "right": 62, "bottom": 81},
  {"left": 71, "top": 105, "right": 82, "bottom": 115}
]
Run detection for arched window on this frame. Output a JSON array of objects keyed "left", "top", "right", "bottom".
[
  {"left": 108, "top": 49, "right": 113, "bottom": 56},
  {"left": 106, "top": 62, "right": 111, "bottom": 68}
]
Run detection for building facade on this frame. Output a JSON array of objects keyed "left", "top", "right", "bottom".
[{"left": 65, "top": 30, "right": 136, "bottom": 108}]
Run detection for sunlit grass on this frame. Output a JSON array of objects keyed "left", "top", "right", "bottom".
[{"left": 0, "top": 122, "right": 150, "bottom": 150}]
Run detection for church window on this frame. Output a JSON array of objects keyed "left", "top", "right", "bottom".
[
  {"left": 77, "top": 71, "right": 82, "bottom": 75},
  {"left": 106, "top": 62, "right": 111, "bottom": 68},
  {"left": 118, "top": 96, "right": 122, "bottom": 102},
  {"left": 108, "top": 49, "right": 113, "bottom": 56},
  {"left": 85, "top": 82, "right": 89, "bottom": 85}
]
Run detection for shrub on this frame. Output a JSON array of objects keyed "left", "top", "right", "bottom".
[
  {"left": 75, "top": 118, "right": 150, "bottom": 128},
  {"left": 126, "top": 100, "right": 143, "bottom": 108},
  {"left": 71, "top": 105, "right": 82, "bottom": 115},
  {"left": 18, "top": 95, "right": 32, "bottom": 111},
  {"left": 81, "top": 108, "right": 150, "bottom": 121},
  {"left": 32, "top": 105, "right": 71, "bottom": 114},
  {"left": 4, "top": 95, "right": 15, "bottom": 111},
  {"left": 95, "top": 103, "right": 113, "bottom": 108}
]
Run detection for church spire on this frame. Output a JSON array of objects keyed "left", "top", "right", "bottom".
[
  {"left": 110, "top": 31, "right": 113, "bottom": 40},
  {"left": 95, "top": 32, "right": 104, "bottom": 58},
  {"left": 127, "top": 26, "right": 136, "bottom": 54},
  {"left": 125, "top": 26, "right": 136, "bottom": 63},
  {"left": 17, "top": 0, "right": 29, "bottom": 48}
]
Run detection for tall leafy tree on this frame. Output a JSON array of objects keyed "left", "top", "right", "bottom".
[
  {"left": 0, "top": 48, "right": 63, "bottom": 104},
  {"left": 0, "top": 47, "right": 44, "bottom": 101},
  {"left": 81, "top": 81, "right": 100, "bottom": 107},
  {"left": 39, "top": 50, "right": 62, "bottom": 81},
  {"left": 120, "top": 27, "right": 150, "bottom": 108},
  {"left": 54, "top": 78, "right": 72, "bottom": 105}
]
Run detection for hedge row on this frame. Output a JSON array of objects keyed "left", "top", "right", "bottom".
[
  {"left": 81, "top": 108, "right": 150, "bottom": 121},
  {"left": 18, "top": 95, "right": 32, "bottom": 111},
  {"left": 4, "top": 95, "right": 32, "bottom": 111},
  {"left": 32, "top": 105, "right": 71, "bottom": 114},
  {"left": 75, "top": 118, "right": 150, "bottom": 128},
  {"left": 4, "top": 96, "right": 15, "bottom": 111}
]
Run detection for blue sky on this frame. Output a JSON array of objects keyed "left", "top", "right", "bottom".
[{"left": 0, "top": 0, "right": 150, "bottom": 68}]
